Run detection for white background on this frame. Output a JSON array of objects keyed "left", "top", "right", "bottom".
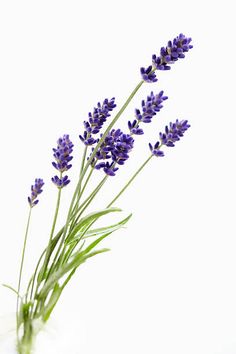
[{"left": 0, "top": 0, "right": 236, "bottom": 353}]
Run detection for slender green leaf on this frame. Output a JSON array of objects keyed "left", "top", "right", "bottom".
[
  {"left": 39, "top": 213, "right": 131, "bottom": 297},
  {"left": 2, "top": 283, "right": 22, "bottom": 298},
  {"left": 18, "top": 301, "right": 32, "bottom": 327},
  {"left": 66, "top": 207, "right": 122, "bottom": 243},
  {"left": 42, "top": 283, "right": 62, "bottom": 322},
  {"left": 82, "top": 232, "right": 113, "bottom": 255},
  {"left": 68, "top": 213, "right": 132, "bottom": 243},
  {"left": 39, "top": 248, "right": 109, "bottom": 298}
]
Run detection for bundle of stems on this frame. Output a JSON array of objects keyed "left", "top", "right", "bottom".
[{"left": 4, "top": 33, "right": 193, "bottom": 354}]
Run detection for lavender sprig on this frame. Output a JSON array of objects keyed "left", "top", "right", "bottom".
[
  {"left": 141, "top": 33, "right": 193, "bottom": 82},
  {"left": 15, "top": 33, "right": 193, "bottom": 354},
  {"left": 18, "top": 178, "right": 44, "bottom": 347}
]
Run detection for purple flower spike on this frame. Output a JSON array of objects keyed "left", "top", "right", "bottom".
[
  {"left": 159, "top": 119, "right": 190, "bottom": 147},
  {"left": 93, "top": 129, "right": 134, "bottom": 176},
  {"left": 52, "top": 134, "right": 74, "bottom": 172},
  {"left": 140, "top": 66, "right": 157, "bottom": 83},
  {"left": 79, "top": 98, "right": 116, "bottom": 146},
  {"left": 128, "top": 91, "right": 168, "bottom": 135},
  {"left": 52, "top": 134, "right": 73, "bottom": 188},
  {"left": 28, "top": 178, "right": 44, "bottom": 207},
  {"left": 150, "top": 119, "right": 190, "bottom": 157},
  {"left": 152, "top": 33, "right": 193, "bottom": 71}
]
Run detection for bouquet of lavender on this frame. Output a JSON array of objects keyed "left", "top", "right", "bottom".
[{"left": 4, "top": 33, "right": 193, "bottom": 354}]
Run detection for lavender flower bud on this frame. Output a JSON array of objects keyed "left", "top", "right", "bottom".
[
  {"left": 52, "top": 175, "right": 70, "bottom": 188},
  {"left": 79, "top": 98, "right": 116, "bottom": 146},
  {"left": 148, "top": 142, "right": 165, "bottom": 157},
  {"left": 28, "top": 178, "right": 44, "bottom": 207},
  {"left": 52, "top": 134, "right": 74, "bottom": 188},
  {"left": 128, "top": 91, "right": 168, "bottom": 135},
  {"left": 95, "top": 162, "right": 119, "bottom": 176},
  {"left": 152, "top": 33, "right": 193, "bottom": 71},
  {"left": 140, "top": 66, "right": 157, "bottom": 83}
]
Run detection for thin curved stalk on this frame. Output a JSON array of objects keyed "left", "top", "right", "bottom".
[
  {"left": 16, "top": 208, "right": 32, "bottom": 344},
  {"left": 40, "top": 186, "right": 62, "bottom": 282},
  {"left": 70, "top": 165, "right": 94, "bottom": 230},
  {"left": 107, "top": 155, "right": 153, "bottom": 207}
]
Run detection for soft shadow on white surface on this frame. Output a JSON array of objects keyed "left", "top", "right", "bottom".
[
  {"left": 0, "top": 312, "right": 86, "bottom": 354},
  {"left": 0, "top": 313, "right": 16, "bottom": 354}
]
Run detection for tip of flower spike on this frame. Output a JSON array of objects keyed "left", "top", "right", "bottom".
[
  {"left": 150, "top": 118, "right": 190, "bottom": 155},
  {"left": 28, "top": 178, "right": 44, "bottom": 207},
  {"left": 152, "top": 34, "right": 193, "bottom": 71},
  {"left": 52, "top": 134, "right": 74, "bottom": 172}
]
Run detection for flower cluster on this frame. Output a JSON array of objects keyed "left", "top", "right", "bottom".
[
  {"left": 94, "top": 129, "right": 134, "bottom": 176},
  {"left": 52, "top": 134, "right": 74, "bottom": 188},
  {"left": 141, "top": 33, "right": 193, "bottom": 82},
  {"left": 51, "top": 175, "right": 70, "bottom": 188},
  {"left": 28, "top": 178, "right": 44, "bottom": 207},
  {"left": 140, "top": 66, "right": 157, "bottom": 83},
  {"left": 152, "top": 33, "right": 193, "bottom": 71},
  {"left": 128, "top": 91, "right": 168, "bottom": 135},
  {"left": 149, "top": 119, "right": 190, "bottom": 156},
  {"left": 79, "top": 98, "right": 116, "bottom": 146}
]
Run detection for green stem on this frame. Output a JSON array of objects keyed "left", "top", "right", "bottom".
[
  {"left": 37, "top": 157, "right": 154, "bottom": 319},
  {"left": 107, "top": 155, "right": 153, "bottom": 208},
  {"left": 52, "top": 80, "right": 144, "bottom": 268},
  {"left": 75, "top": 146, "right": 88, "bottom": 207},
  {"left": 80, "top": 166, "right": 95, "bottom": 200},
  {"left": 40, "top": 186, "right": 62, "bottom": 281},
  {"left": 32, "top": 181, "right": 62, "bottom": 318},
  {"left": 16, "top": 207, "right": 32, "bottom": 344},
  {"left": 70, "top": 165, "right": 94, "bottom": 230},
  {"left": 73, "top": 175, "right": 108, "bottom": 226},
  {"left": 28, "top": 254, "right": 44, "bottom": 301},
  {"left": 28, "top": 226, "right": 64, "bottom": 305},
  {"left": 80, "top": 146, "right": 88, "bottom": 176}
]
